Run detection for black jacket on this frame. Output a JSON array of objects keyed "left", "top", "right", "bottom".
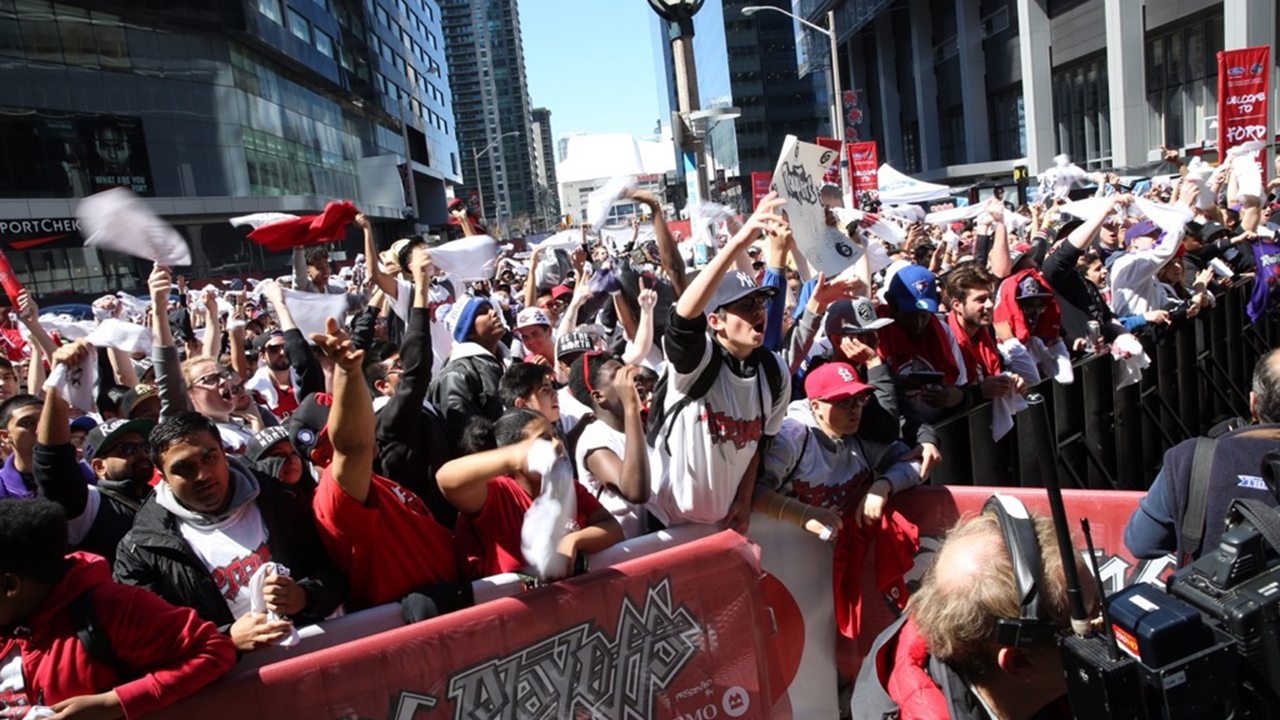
[
  {"left": 375, "top": 306, "right": 457, "bottom": 526},
  {"left": 34, "top": 442, "right": 147, "bottom": 567},
  {"left": 426, "top": 342, "right": 505, "bottom": 451},
  {"left": 112, "top": 458, "right": 347, "bottom": 630}
]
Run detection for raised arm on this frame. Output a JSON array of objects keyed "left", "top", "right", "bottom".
[
  {"left": 627, "top": 189, "right": 688, "bottom": 298},
  {"left": 260, "top": 280, "right": 324, "bottom": 399},
  {"left": 1066, "top": 194, "right": 1130, "bottom": 251},
  {"left": 227, "top": 293, "right": 249, "bottom": 385},
  {"left": 149, "top": 265, "right": 192, "bottom": 419},
  {"left": 15, "top": 289, "right": 56, "bottom": 360},
  {"left": 359, "top": 213, "right": 399, "bottom": 299},
  {"left": 310, "top": 318, "right": 373, "bottom": 504},
  {"left": 676, "top": 193, "right": 785, "bottom": 320},
  {"left": 582, "top": 365, "right": 650, "bottom": 504},
  {"left": 985, "top": 199, "right": 1012, "bottom": 278},
  {"left": 523, "top": 243, "right": 544, "bottom": 310},
  {"left": 199, "top": 289, "right": 221, "bottom": 359},
  {"left": 620, "top": 288, "right": 657, "bottom": 365},
  {"left": 437, "top": 437, "right": 533, "bottom": 516}
]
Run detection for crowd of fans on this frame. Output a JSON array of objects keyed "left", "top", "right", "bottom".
[{"left": 1, "top": 145, "right": 1278, "bottom": 718}]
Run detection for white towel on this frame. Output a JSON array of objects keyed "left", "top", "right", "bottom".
[
  {"left": 531, "top": 229, "right": 583, "bottom": 254},
  {"left": 1111, "top": 333, "right": 1149, "bottom": 389},
  {"left": 1183, "top": 157, "right": 1216, "bottom": 210},
  {"left": 280, "top": 288, "right": 349, "bottom": 343},
  {"left": 1026, "top": 337, "right": 1074, "bottom": 385},
  {"left": 689, "top": 200, "right": 737, "bottom": 248},
  {"left": 427, "top": 234, "right": 498, "bottom": 281},
  {"left": 84, "top": 318, "right": 152, "bottom": 354},
  {"left": 990, "top": 377, "right": 1030, "bottom": 442},
  {"left": 44, "top": 354, "right": 96, "bottom": 413},
  {"left": 834, "top": 208, "right": 908, "bottom": 246},
  {"left": 519, "top": 439, "right": 577, "bottom": 580},
  {"left": 998, "top": 337, "right": 1042, "bottom": 388},
  {"left": 248, "top": 562, "right": 300, "bottom": 648},
  {"left": 1134, "top": 198, "right": 1194, "bottom": 241},
  {"left": 587, "top": 176, "right": 638, "bottom": 231},
  {"left": 76, "top": 188, "right": 191, "bottom": 266},
  {"left": 229, "top": 212, "right": 300, "bottom": 230},
  {"left": 1231, "top": 152, "right": 1264, "bottom": 200}
]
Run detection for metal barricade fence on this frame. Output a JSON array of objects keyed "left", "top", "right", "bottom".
[{"left": 928, "top": 284, "right": 1280, "bottom": 489}]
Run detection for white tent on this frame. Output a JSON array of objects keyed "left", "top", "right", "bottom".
[{"left": 877, "top": 164, "right": 952, "bottom": 204}]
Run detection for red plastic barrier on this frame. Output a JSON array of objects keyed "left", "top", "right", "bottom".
[{"left": 152, "top": 530, "right": 777, "bottom": 720}]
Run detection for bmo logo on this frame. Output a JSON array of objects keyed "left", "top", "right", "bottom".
[{"left": 722, "top": 686, "right": 750, "bottom": 717}]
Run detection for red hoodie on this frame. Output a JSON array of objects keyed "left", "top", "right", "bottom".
[{"left": 0, "top": 553, "right": 235, "bottom": 718}]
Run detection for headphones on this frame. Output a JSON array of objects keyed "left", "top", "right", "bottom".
[{"left": 983, "top": 494, "right": 1059, "bottom": 648}]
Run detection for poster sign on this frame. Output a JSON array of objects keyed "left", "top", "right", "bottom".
[
  {"left": 816, "top": 137, "right": 843, "bottom": 187},
  {"left": 751, "top": 172, "right": 772, "bottom": 210},
  {"left": 0, "top": 112, "right": 153, "bottom": 198},
  {"left": 769, "top": 135, "right": 864, "bottom": 276},
  {"left": 843, "top": 90, "right": 865, "bottom": 142},
  {"left": 847, "top": 141, "right": 879, "bottom": 203},
  {"left": 1217, "top": 46, "right": 1270, "bottom": 180}
]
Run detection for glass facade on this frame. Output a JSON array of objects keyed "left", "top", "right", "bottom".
[
  {"left": 1053, "top": 54, "right": 1111, "bottom": 169},
  {"left": 1145, "top": 11, "right": 1224, "bottom": 151}
]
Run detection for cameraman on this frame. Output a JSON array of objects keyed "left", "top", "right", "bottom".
[
  {"left": 1124, "top": 348, "right": 1280, "bottom": 563},
  {"left": 852, "top": 507, "right": 1077, "bottom": 719}
]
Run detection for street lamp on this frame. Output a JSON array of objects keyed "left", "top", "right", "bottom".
[
  {"left": 647, "top": 0, "right": 710, "bottom": 206},
  {"left": 472, "top": 130, "right": 521, "bottom": 237},
  {"left": 742, "top": 5, "right": 847, "bottom": 194}
]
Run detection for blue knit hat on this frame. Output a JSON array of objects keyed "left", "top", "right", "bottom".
[{"left": 450, "top": 296, "right": 490, "bottom": 344}]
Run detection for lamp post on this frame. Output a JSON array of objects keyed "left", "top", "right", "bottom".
[
  {"left": 742, "top": 5, "right": 846, "bottom": 195},
  {"left": 472, "top": 130, "right": 521, "bottom": 237},
  {"left": 647, "top": 0, "right": 710, "bottom": 206}
]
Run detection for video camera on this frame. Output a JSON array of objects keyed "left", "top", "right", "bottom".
[{"left": 1059, "top": 453, "right": 1280, "bottom": 719}]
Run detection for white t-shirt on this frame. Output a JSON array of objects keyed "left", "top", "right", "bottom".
[
  {"left": 392, "top": 277, "right": 453, "bottom": 375},
  {"left": 0, "top": 645, "right": 30, "bottom": 719},
  {"left": 557, "top": 386, "right": 591, "bottom": 436},
  {"left": 648, "top": 342, "right": 791, "bottom": 526},
  {"left": 217, "top": 421, "right": 255, "bottom": 456},
  {"left": 574, "top": 419, "right": 647, "bottom": 539},
  {"left": 178, "top": 501, "right": 271, "bottom": 619}
]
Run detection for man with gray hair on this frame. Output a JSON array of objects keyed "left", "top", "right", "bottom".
[{"left": 1124, "top": 348, "right": 1280, "bottom": 563}]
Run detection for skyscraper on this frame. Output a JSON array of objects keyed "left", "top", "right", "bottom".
[
  {"left": 530, "top": 107, "right": 560, "bottom": 228},
  {"left": 440, "top": 0, "right": 538, "bottom": 236}
]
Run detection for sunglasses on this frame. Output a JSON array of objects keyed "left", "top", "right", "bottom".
[
  {"left": 264, "top": 343, "right": 285, "bottom": 355},
  {"left": 192, "top": 369, "right": 238, "bottom": 389},
  {"left": 723, "top": 294, "right": 768, "bottom": 314},
  {"left": 829, "top": 394, "right": 871, "bottom": 410},
  {"left": 106, "top": 440, "right": 151, "bottom": 458}
]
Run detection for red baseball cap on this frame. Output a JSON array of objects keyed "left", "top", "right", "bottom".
[
  {"left": 805, "top": 362, "right": 873, "bottom": 403},
  {"left": 550, "top": 285, "right": 572, "bottom": 301}
]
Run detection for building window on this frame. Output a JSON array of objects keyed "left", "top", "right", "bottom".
[
  {"left": 257, "top": 0, "right": 282, "bottom": 23},
  {"left": 314, "top": 29, "right": 333, "bottom": 57},
  {"left": 990, "top": 85, "right": 1026, "bottom": 161},
  {"left": 1053, "top": 54, "right": 1111, "bottom": 169},
  {"left": 1146, "top": 13, "right": 1223, "bottom": 151},
  {"left": 287, "top": 8, "right": 310, "bottom": 42}
]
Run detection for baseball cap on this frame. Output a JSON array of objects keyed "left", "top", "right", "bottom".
[
  {"left": 1009, "top": 242, "right": 1035, "bottom": 269},
  {"left": 516, "top": 307, "right": 552, "bottom": 330},
  {"left": 804, "top": 362, "right": 873, "bottom": 403},
  {"left": 885, "top": 265, "right": 940, "bottom": 313},
  {"left": 709, "top": 270, "right": 778, "bottom": 312},
  {"left": 253, "top": 330, "right": 285, "bottom": 354},
  {"left": 247, "top": 425, "right": 292, "bottom": 464},
  {"left": 119, "top": 384, "right": 160, "bottom": 419},
  {"left": 556, "top": 331, "right": 600, "bottom": 361},
  {"left": 70, "top": 416, "right": 98, "bottom": 434},
  {"left": 83, "top": 417, "right": 157, "bottom": 462},
  {"left": 550, "top": 285, "right": 573, "bottom": 302},
  {"left": 288, "top": 392, "right": 333, "bottom": 463},
  {"left": 1014, "top": 274, "right": 1053, "bottom": 300},
  {"left": 823, "top": 298, "right": 893, "bottom": 337}
]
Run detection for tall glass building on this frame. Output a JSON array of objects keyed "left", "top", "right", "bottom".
[{"left": 0, "top": 0, "right": 459, "bottom": 302}]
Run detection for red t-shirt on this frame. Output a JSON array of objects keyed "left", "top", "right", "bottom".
[
  {"left": 458, "top": 475, "right": 603, "bottom": 578},
  {"left": 313, "top": 467, "right": 458, "bottom": 609},
  {"left": 271, "top": 384, "right": 298, "bottom": 419}
]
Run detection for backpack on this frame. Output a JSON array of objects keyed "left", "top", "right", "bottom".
[
  {"left": 645, "top": 343, "right": 784, "bottom": 456},
  {"left": 69, "top": 588, "right": 131, "bottom": 681}
]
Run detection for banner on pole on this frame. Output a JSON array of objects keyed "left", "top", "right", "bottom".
[
  {"left": 816, "top": 137, "right": 843, "bottom": 187},
  {"left": 847, "top": 141, "right": 879, "bottom": 205},
  {"left": 751, "top": 172, "right": 773, "bottom": 210},
  {"left": 1217, "top": 46, "right": 1271, "bottom": 180}
]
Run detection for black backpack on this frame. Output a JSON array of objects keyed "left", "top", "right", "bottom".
[
  {"left": 69, "top": 588, "right": 131, "bottom": 681},
  {"left": 645, "top": 344, "right": 785, "bottom": 456}
]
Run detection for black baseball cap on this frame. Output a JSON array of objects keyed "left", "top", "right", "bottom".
[
  {"left": 823, "top": 298, "right": 893, "bottom": 337},
  {"left": 247, "top": 425, "right": 292, "bottom": 463},
  {"left": 83, "top": 418, "right": 157, "bottom": 462},
  {"left": 288, "top": 392, "right": 332, "bottom": 462},
  {"left": 709, "top": 270, "right": 777, "bottom": 312}
]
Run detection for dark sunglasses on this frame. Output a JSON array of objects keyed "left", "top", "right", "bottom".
[{"left": 107, "top": 440, "right": 151, "bottom": 458}]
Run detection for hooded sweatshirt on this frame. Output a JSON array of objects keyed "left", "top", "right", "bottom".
[
  {"left": 154, "top": 468, "right": 269, "bottom": 618},
  {"left": 0, "top": 553, "right": 234, "bottom": 719}
]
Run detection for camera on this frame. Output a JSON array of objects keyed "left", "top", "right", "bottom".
[{"left": 1061, "top": 497, "right": 1280, "bottom": 719}]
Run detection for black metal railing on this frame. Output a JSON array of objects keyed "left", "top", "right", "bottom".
[{"left": 928, "top": 284, "right": 1280, "bottom": 489}]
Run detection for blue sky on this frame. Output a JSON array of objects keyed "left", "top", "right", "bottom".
[{"left": 521, "top": 0, "right": 664, "bottom": 143}]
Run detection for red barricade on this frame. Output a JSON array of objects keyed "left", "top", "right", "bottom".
[{"left": 152, "top": 530, "right": 776, "bottom": 720}]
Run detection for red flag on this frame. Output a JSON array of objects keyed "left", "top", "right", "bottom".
[
  {"left": 247, "top": 201, "right": 358, "bottom": 252},
  {"left": 0, "top": 248, "right": 24, "bottom": 308},
  {"left": 1217, "top": 46, "right": 1271, "bottom": 182}
]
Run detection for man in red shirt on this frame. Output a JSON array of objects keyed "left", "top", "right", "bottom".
[{"left": 308, "top": 294, "right": 470, "bottom": 618}]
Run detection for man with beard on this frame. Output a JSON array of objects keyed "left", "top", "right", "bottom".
[
  {"left": 945, "top": 264, "right": 1026, "bottom": 402},
  {"left": 33, "top": 340, "right": 157, "bottom": 566},
  {"left": 246, "top": 330, "right": 299, "bottom": 419}
]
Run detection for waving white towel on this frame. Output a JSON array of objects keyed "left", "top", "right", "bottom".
[
  {"left": 520, "top": 439, "right": 578, "bottom": 581},
  {"left": 248, "top": 562, "right": 300, "bottom": 647},
  {"left": 77, "top": 188, "right": 191, "bottom": 266}
]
